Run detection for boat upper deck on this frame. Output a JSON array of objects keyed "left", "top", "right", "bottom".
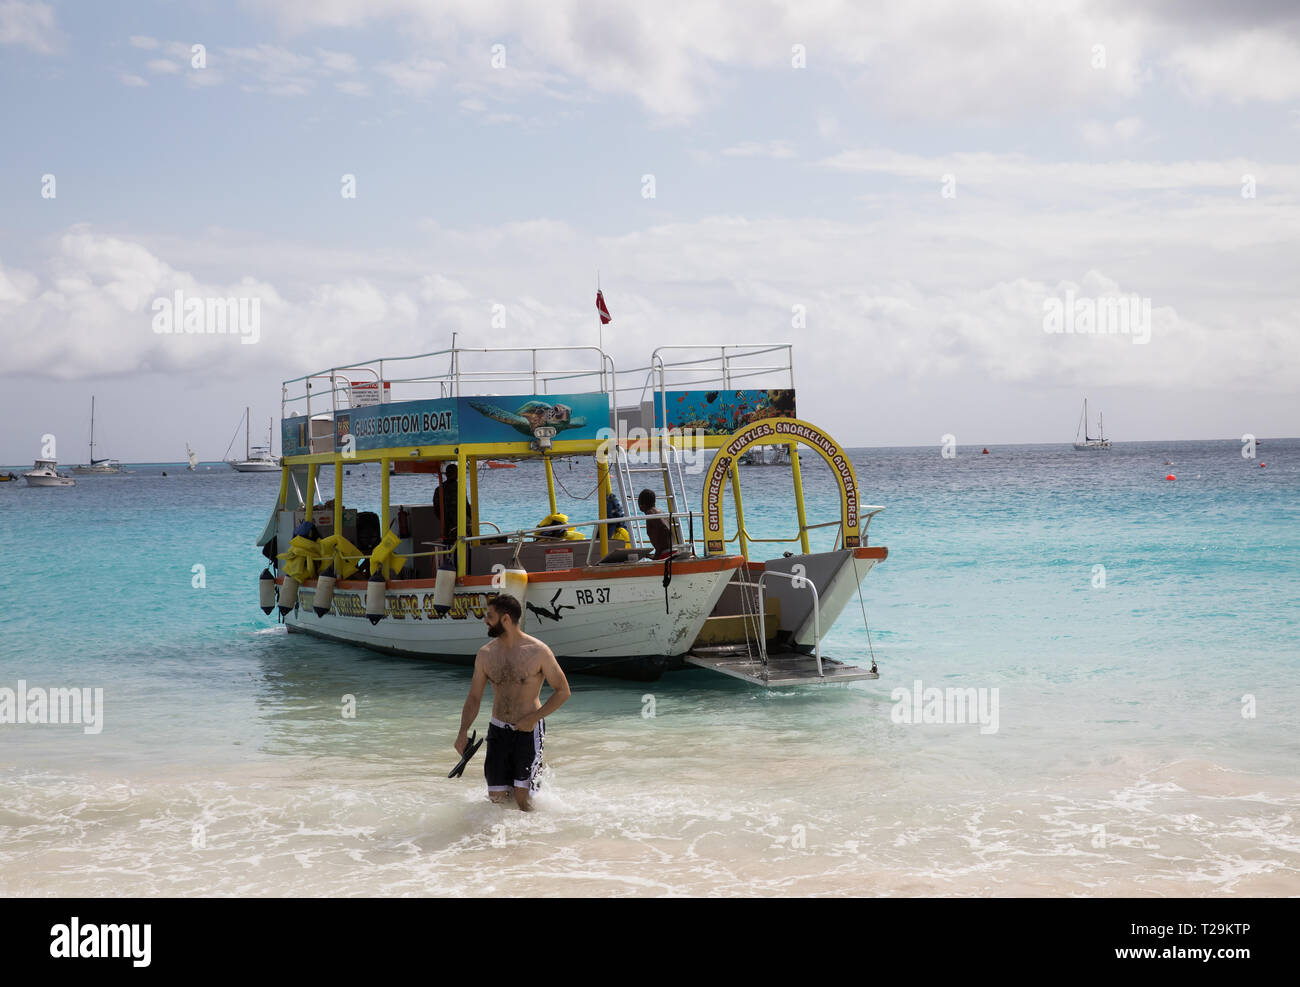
[{"left": 279, "top": 344, "right": 797, "bottom": 462}]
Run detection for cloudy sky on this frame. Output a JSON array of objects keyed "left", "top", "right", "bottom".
[{"left": 1, "top": 0, "right": 1298, "bottom": 463}]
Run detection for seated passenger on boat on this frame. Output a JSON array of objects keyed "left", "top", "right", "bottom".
[{"left": 638, "top": 489, "right": 673, "bottom": 559}]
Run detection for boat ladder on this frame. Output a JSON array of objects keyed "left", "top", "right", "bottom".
[
  {"left": 610, "top": 434, "right": 692, "bottom": 551},
  {"left": 685, "top": 568, "right": 880, "bottom": 686}
]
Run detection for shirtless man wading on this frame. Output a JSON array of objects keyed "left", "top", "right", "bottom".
[{"left": 455, "top": 594, "right": 571, "bottom": 810}]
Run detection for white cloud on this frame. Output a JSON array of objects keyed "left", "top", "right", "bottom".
[
  {"left": 0, "top": 266, "right": 35, "bottom": 303},
  {"left": 0, "top": 0, "right": 57, "bottom": 53},
  {"left": 247, "top": 0, "right": 1154, "bottom": 119},
  {"left": 0, "top": 231, "right": 420, "bottom": 380},
  {"left": 819, "top": 148, "right": 1300, "bottom": 193},
  {"left": 420, "top": 274, "right": 470, "bottom": 303},
  {"left": 128, "top": 39, "right": 371, "bottom": 96},
  {"left": 105, "top": 1, "right": 1298, "bottom": 124},
  {"left": 1079, "top": 116, "right": 1143, "bottom": 148},
  {"left": 119, "top": 73, "right": 148, "bottom": 88},
  {"left": 1167, "top": 30, "right": 1300, "bottom": 102},
  {"left": 128, "top": 34, "right": 158, "bottom": 50},
  {"left": 6, "top": 206, "right": 1296, "bottom": 403},
  {"left": 375, "top": 56, "right": 446, "bottom": 93},
  {"left": 315, "top": 47, "right": 358, "bottom": 73},
  {"left": 722, "top": 140, "right": 798, "bottom": 159},
  {"left": 222, "top": 43, "right": 315, "bottom": 94}
]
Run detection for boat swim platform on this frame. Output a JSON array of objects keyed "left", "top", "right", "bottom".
[{"left": 685, "top": 646, "right": 879, "bottom": 686}]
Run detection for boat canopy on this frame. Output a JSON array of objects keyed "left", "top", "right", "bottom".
[{"left": 273, "top": 344, "right": 875, "bottom": 578}]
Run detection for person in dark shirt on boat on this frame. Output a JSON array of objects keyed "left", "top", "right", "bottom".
[
  {"left": 638, "top": 488, "right": 673, "bottom": 559},
  {"left": 432, "top": 464, "right": 472, "bottom": 544}
]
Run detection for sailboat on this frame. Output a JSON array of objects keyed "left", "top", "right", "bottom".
[
  {"left": 226, "top": 407, "right": 279, "bottom": 472},
  {"left": 70, "top": 396, "right": 123, "bottom": 473},
  {"left": 186, "top": 444, "right": 199, "bottom": 471},
  {"left": 1072, "top": 398, "right": 1112, "bottom": 450}
]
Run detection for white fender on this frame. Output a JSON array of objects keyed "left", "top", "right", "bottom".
[
  {"left": 278, "top": 574, "right": 299, "bottom": 616},
  {"left": 434, "top": 568, "right": 455, "bottom": 614},
  {"left": 365, "top": 569, "right": 387, "bottom": 625},
  {"left": 314, "top": 566, "right": 336, "bottom": 618},
  {"left": 499, "top": 568, "right": 529, "bottom": 627}
]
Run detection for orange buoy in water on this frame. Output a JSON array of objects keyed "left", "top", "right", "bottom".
[
  {"left": 982, "top": 448, "right": 989, "bottom": 454},
  {"left": 1165, "top": 473, "right": 1176, "bottom": 481},
  {"left": 1259, "top": 462, "right": 1266, "bottom": 468}
]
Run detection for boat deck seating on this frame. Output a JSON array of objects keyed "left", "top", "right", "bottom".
[
  {"left": 465, "top": 540, "right": 691, "bottom": 576},
  {"left": 396, "top": 504, "right": 443, "bottom": 579}
]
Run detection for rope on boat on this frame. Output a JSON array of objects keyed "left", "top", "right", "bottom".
[
  {"left": 552, "top": 472, "right": 598, "bottom": 501},
  {"left": 851, "top": 556, "right": 878, "bottom": 674}
]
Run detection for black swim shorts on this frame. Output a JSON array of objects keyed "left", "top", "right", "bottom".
[{"left": 484, "top": 716, "right": 546, "bottom": 793}]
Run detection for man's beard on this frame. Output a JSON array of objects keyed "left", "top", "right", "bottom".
[{"left": 486, "top": 622, "right": 505, "bottom": 638}]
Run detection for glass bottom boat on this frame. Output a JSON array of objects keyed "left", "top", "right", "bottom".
[{"left": 256, "top": 344, "right": 888, "bottom": 685}]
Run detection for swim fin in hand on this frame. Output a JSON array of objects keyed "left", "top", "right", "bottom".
[{"left": 448, "top": 730, "right": 484, "bottom": 778}]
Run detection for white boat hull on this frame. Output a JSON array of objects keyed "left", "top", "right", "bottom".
[
  {"left": 280, "top": 557, "right": 743, "bottom": 679},
  {"left": 25, "top": 473, "right": 75, "bottom": 487},
  {"left": 230, "top": 460, "right": 280, "bottom": 472}
]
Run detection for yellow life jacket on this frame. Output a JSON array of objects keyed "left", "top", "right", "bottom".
[{"left": 537, "top": 512, "right": 570, "bottom": 539}]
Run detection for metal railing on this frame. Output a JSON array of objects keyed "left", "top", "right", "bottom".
[
  {"left": 281, "top": 345, "right": 617, "bottom": 426},
  {"left": 756, "top": 570, "right": 823, "bottom": 678},
  {"left": 641, "top": 345, "right": 794, "bottom": 436},
  {"left": 735, "top": 508, "right": 885, "bottom": 550},
  {"left": 461, "top": 510, "right": 700, "bottom": 568},
  {"left": 281, "top": 343, "right": 798, "bottom": 439}
]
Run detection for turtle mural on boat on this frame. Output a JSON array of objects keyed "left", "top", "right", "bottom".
[{"left": 466, "top": 399, "right": 588, "bottom": 438}]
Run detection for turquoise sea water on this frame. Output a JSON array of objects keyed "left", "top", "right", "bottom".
[{"left": 1, "top": 440, "right": 1297, "bottom": 896}]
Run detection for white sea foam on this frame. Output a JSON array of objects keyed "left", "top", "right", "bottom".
[{"left": 2, "top": 750, "right": 1296, "bottom": 897}]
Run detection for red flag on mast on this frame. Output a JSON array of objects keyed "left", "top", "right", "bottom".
[{"left": 596, "top": 289, "right": 612, "bottom": 325}]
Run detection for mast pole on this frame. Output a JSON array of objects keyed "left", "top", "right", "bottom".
[
  {"left": 89, "top": 396, "right": 95, "bottom": 462},
  {"left": 245, "top": 406, "right": 251, "bottom": 460}
]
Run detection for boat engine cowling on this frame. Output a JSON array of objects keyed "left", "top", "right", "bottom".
[
  {"left": 259, "top": 568, "right": 277, "bottom": 615},
  {"left": 365, "top": 569, "right": 387, "bottom": 625},
  {"left": 314, "top": 565, "right": 336, "bottom": 617},
  {"left": 278, "top": 573, "right": 299, "bottom": 616}
]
